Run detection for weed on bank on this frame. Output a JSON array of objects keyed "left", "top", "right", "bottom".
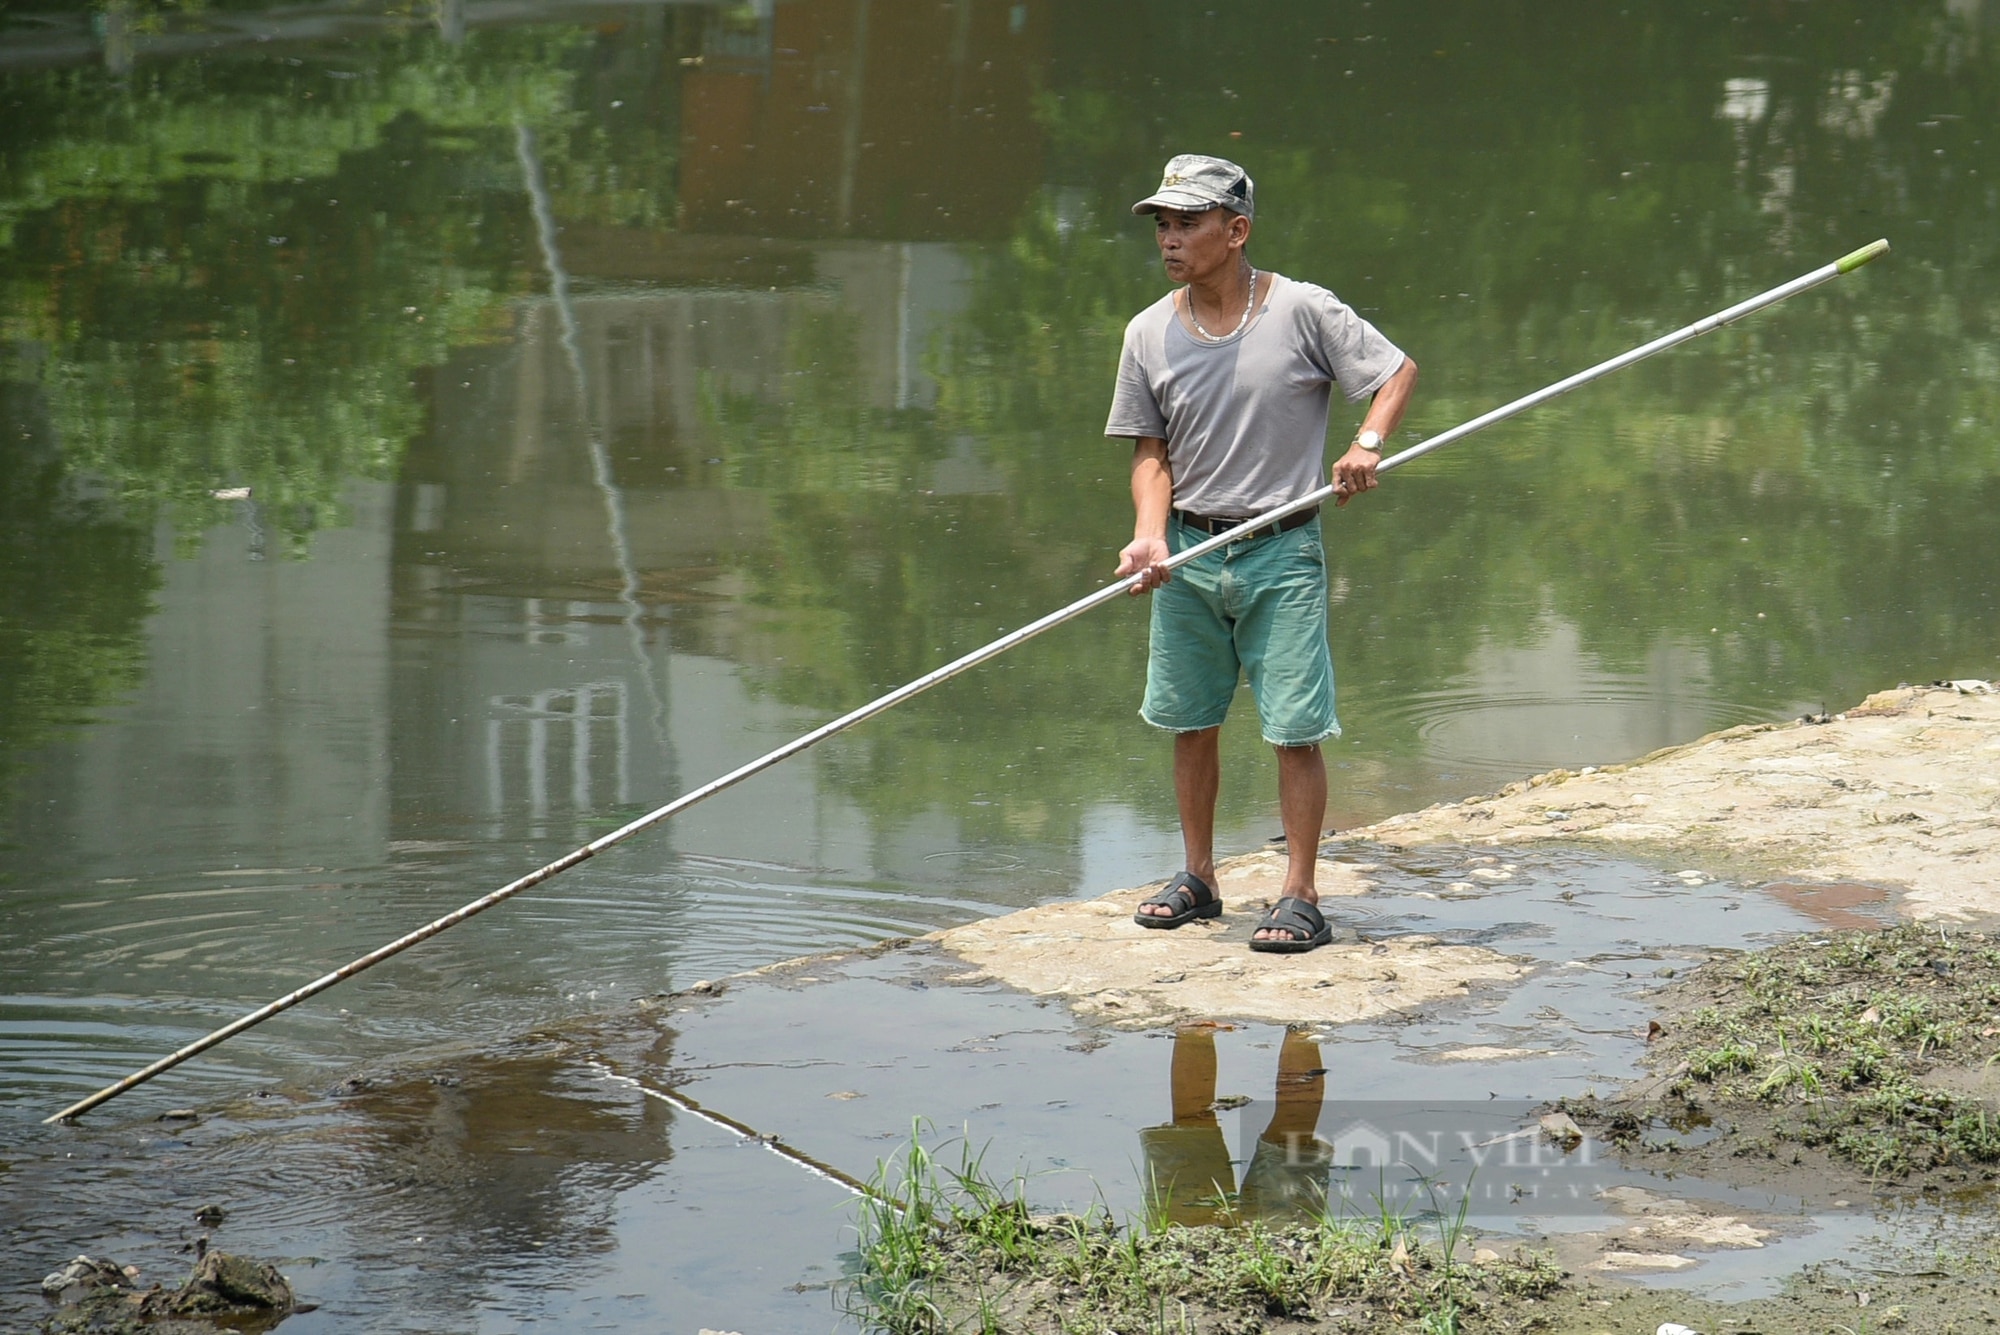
[
  {"left": 1618, "top": 922, "right": 2000, "bottom": 1179},
  {"left": 841, "top": 1129, "right": 1562, "bottom": 1335}
]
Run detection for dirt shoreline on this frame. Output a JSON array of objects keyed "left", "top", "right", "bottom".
[{"left": 1371, "top": 681, "right": 2000, "bottom": 922}]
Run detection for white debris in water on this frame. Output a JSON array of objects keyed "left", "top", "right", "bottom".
[{"left": 1594, "top": 1251, "right": 1697, "bottom": 1272}]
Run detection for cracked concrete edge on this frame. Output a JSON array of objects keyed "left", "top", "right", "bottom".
[{"left": 927, "top": 849, "right": 1526, "bottom": 1030}]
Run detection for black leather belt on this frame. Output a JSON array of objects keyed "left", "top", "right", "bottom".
[{"left": 1171, "top": 505, "right": 1319, "bottom": 541}]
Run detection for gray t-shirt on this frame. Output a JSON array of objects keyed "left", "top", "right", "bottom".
[{"left": 1103, "top": 274, "right": 1406, "bottom": 516}]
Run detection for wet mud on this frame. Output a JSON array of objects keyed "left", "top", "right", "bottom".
[
  {"left": 881, "top": 1213, "right": 2000, "bottom": 1335},
  {"left": 1569, "top": 920, "right": 2000, "bottom": 1200}
]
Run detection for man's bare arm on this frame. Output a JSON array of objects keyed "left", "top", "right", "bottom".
[
  {"left": 1332, "top": 355, "right": 1420, "bottom": 505},
  {"left": 1115, "top": 437, "right": 1173, "bottom": 595}
]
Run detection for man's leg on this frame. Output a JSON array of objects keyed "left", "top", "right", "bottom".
[
  {"left": 1231, "top": 524, "right": 1336, "bottom": 942},
  {"left": 1252, "top": 742, "right": 1325, "bottom": 942},
  {"left": 1175, "top": 726, "right": 1222, "bottom": 886},
  {"left": 1138, "top": 725, "right": 1221, "bottom": 918}
]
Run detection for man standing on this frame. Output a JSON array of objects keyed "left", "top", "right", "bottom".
[{"left": 1107, "top": 154, "right": 1417, "bottom": 953}]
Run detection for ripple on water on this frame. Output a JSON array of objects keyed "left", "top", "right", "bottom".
[
  {"left": 0, "top": 846, "right": 1010, "bottom": 1118},
  {"left": 1374, "top": 681, "right": 1775, "bottom": 783}
]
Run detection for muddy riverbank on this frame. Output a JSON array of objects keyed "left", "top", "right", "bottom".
[
  {"left": 852, "top": 915, "right": 2000, "bottom": 1334},
  {"left": 19, "top": 684, "right": 2000, "bottom": 1333}
]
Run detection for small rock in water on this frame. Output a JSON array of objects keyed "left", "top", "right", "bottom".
[
  {"left": 157, "top": 1250, "right": 294, "bottom": 1315},
  {"left": 1539, "top": 1111, "right": 1584, "bottom": 1147},
  {"left": 1024, "top": 1212, "right": 1092, "bottom": 1234},
  {"left": 44, "top": 1250, "right": 297, "bottom": 1334},
  {"left": 41, "top": 1255, "right": 130, "bottom": 1298}
]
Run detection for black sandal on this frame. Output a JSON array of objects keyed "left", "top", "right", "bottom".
[
  {"left": 1133, "top": 872, "right": 1222, "bottom": 929},
  {"left": 1248, "top": 896, "right": 1333, "bottom": 953}
]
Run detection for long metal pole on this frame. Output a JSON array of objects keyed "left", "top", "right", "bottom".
[{"left": 45, "top": 239, "right": 1888, "bottom": 1125}]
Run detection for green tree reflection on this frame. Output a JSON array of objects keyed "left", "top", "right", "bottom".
[
  {"left": 0, "top": 23, "right": 680, "bottom": 549},
  {"left": 0, "top": 20, "right": 673, "bottom": 768},
  {"left": 0, "top": 384, "right": 156, "bottom": 792}
]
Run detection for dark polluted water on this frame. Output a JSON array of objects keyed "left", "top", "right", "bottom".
[{"left": 3, "top": 0, "right": 1999, "bottom": 1327}]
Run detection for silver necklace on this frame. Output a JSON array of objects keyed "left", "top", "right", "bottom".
[{"left": 1187, "top": 267, "right": 1257, "bottom": 341}]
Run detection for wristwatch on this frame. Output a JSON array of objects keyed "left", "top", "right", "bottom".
[{"left": 1353, "top": 430, "right": 1382, "bottom": 453}]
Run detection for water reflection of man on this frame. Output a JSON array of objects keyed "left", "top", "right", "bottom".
[
  {"left": 1139, "top": 1026, "right": 1331, "bottom": 1227},
  {"left": 1107, "top": 154, "right": 1419, "bottom": 952}
]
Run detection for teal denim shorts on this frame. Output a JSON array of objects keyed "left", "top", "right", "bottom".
[{"left": 1140, "top": 516, "right": 1340, "bottom": 746}]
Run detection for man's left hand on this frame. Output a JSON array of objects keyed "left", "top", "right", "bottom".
[{"left": 1331, "top": 443, "right": 1380, "bottom": 507}]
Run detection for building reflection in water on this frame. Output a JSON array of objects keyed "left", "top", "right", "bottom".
[
  {"left": 391, "top": 0, "right": 1051, "bottom": 883},
  {"left": 678, "top": 0, "right": 1043, "bottom": 239}
]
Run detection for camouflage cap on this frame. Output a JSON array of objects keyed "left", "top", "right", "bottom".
[{"left": 1130, "top": 153, "right": 1256, "bottom": 219}]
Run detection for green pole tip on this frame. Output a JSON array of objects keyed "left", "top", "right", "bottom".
[{"left": 1836, "top": 238, "right": 1890, "bottom": 275}]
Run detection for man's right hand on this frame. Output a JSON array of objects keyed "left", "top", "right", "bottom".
[{"left": 1116, "top": 536, "right": 1172, "bottom": 595}]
